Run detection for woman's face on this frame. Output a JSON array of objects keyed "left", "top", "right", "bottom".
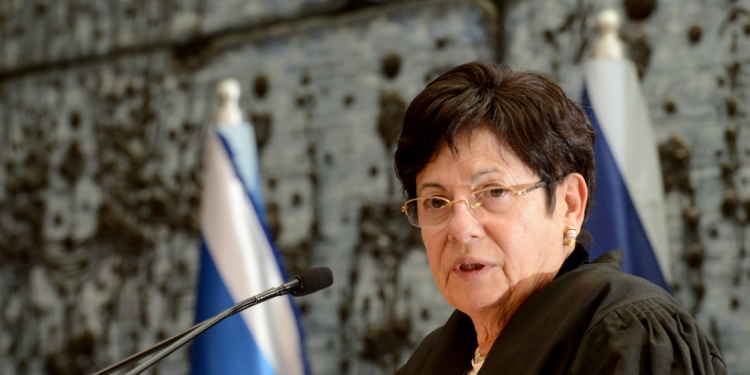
[{"left": 416, "top": 128, "right": 577, "bottom": 317}]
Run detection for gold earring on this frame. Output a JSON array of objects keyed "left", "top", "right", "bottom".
[{"left": 564, "top": 225, "right": 577, "bottom": 247}]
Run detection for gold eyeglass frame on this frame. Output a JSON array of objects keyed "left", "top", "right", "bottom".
[{"left": 401, "top": 180, "right": 548, "bottom": 228}]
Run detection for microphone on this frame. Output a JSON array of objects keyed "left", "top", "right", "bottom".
[
  {"left": 94, "top": 267, "right": 333, "bottom": 375},
  {"left": 292, "top": 267, "right": 334, "bottom": 296}
]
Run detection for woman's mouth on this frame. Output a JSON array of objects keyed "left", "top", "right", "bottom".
[
  {"left": 452, "top": 257, "right": 493, "bottom": 280},
  {"left": 459, "top": 263, "right": 485, "bottom": 272},
  {"left": 454, "top": 261, "right": 491, "bottom": 281}
]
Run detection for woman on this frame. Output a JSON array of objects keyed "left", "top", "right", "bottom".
[{"left": 394, "top": 61, "right": 725, "bottom": 374}]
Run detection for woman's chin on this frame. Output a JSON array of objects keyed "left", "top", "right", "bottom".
[
  {"left": 455, "top": 298, "right": 505, "bottom": 317},
  {"left": 447, "top": 283, "right": 508, "bottom": 315}
]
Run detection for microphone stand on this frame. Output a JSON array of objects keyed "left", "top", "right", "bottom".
[
  {"left": 92, "top": 323, "right": 201, "bottom": 375},
  {"left": 94, "top": 279, "right": 299, "bottom": 375}
]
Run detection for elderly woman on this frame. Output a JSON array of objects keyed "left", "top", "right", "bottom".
[{"left": 394, "top": 62, "right": 725, "bottom": 374}]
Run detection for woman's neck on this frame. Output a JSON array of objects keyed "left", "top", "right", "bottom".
[
  {"left": 468, "top": 272, "right": 556, "bottom": 355},
  {"left": 470, "top": 309, "right": 508, "bottom": 356}
]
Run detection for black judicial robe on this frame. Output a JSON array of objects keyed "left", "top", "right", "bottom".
[{"left": 396, "top": 247, "right": 727, "bottom": 375}]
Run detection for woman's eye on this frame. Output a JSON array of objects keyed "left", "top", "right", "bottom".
[
  {"left": 425, "top": 198, "right": 447, "bottom": 209},
  {"left": 481, "top": 188, "right": 509, "bottom": 198}
]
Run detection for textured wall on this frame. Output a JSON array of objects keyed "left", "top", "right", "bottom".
[
  {"left": 0, "top": 0, "right": 348, "bottom": 72},
  {"left": 1, "top": 0, "right": 748, "bottom": 374}
]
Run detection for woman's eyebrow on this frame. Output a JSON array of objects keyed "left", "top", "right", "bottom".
[
  {"left": 417, "top": 169, "right": 509, "bottom": 192},
  {"left": 471, "top": 168, "right": 505, "bottom": 183},
  {"left": 416, "top": 182, "right": 445, "bottom": 194}
]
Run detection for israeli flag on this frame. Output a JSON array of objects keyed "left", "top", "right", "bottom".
[
  {"left": 582, "top": 58, "right": 672, "bottom": 291},
  {"left": 191, "top": 124, "right": 309, "bottom": 374}
]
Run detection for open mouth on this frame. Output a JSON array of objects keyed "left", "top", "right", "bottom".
[{"left": 459, "top": 263, "right": 485, "bottom": 272}]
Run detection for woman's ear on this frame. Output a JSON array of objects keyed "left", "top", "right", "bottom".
[{"left": 561, "top": 173, "right": 588, "bottom": 229}]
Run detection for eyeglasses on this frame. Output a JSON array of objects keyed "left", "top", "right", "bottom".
[{"left": 401, "top": 181, "right": 547, "bottom": 228}]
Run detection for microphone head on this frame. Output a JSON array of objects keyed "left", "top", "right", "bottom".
[{"left": 292, "top": 267, "right": 333, "bottom": 297}]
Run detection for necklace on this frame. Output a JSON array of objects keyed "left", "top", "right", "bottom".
[{"left": 473, "top": 347, "right": 487, "bottom": 365}]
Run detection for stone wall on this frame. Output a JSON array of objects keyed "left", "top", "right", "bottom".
[{"left": 0, "top": 0, "right": 747, "bottom": 374}]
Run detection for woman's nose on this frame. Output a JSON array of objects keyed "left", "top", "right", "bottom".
[{"left": 446, "top": 199, "right": 482, "bottom": 243}]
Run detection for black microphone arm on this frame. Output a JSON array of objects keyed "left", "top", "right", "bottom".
[{"left": 93, "top": 267, "right": 333, "bottom": 375}]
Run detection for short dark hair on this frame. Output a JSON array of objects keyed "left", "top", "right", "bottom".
[{"left": 394, "top": 61, "right": 596, "bottom": 222}]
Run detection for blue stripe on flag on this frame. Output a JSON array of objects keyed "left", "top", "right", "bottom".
[
  {"left": 191, "top": 240, "right": 275, "bottom": 375},
  {"left": 582, "top": 89, "right": 670, "bottom": 290}
]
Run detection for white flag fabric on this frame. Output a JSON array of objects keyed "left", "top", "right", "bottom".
[
  {"left": 191, "top": 124, "right": 308, "bottom": 375},
  {"left": 583, "top": 59, "right": 672, "bottom": 290}
]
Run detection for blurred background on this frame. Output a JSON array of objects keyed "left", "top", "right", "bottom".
[{"left": 0, "top": 0, "right": 748, "bottom": 374}]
